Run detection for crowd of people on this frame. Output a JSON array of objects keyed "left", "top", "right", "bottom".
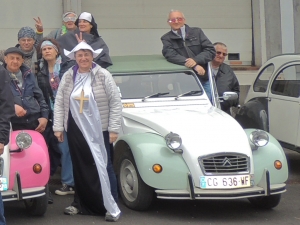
[{"left": 0, "top": 9, "right": 240, "bottom": 224}]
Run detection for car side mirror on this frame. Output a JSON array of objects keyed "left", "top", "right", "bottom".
[{"left": 221, "top": 92, "right": 238, "bottom": 101}]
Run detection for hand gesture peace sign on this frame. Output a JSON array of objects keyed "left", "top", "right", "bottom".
[
  {"left": 75, "top": 32, "right": 86, "bottom": 43},
  {"left": 33, "top": 17, "right": 43, "bottom": 32}
]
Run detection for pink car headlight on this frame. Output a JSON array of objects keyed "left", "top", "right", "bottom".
[{"left": 16, "top": 131, "right": 32, "bottom": 149}]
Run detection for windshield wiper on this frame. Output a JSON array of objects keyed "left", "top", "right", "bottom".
[
  {"left": 175, "top": 90, "right": 202, "bottom": 100},
  {"left": 142, "top": 92, "right": 169, "bottom": 101}
]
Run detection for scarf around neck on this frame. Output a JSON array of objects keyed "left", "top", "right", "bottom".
[
  {"left": 18, "top": 46, "right": 37, "bottom": 75},
  {"left": 40, "top": 56, "right": 62, "bottom": 91}
]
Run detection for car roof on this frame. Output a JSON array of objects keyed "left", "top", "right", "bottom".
[
  {"left": 266, "top": 54, "right": 300, "bottom": 64},
  {"left": 257, "top": 54, "right": 300, "bottom": 73},
  {"left": 108, "top": 55, "right": 190, "bottom": 74},
  {"left": 269, "top": 53, "right": 300, "bottom": 60}
]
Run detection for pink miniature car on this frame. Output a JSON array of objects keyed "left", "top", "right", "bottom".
[{"left": 1, "top": 129, "right": 50, "bottom": 216}]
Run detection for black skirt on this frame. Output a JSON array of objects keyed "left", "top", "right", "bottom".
[{"left": 67, "top": 111, "right": 107, "bottom": 215}]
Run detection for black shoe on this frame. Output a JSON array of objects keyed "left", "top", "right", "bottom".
[
  {"left": 48, "top": 191, "right": 54, "bottom": 204},
  {"left": 55, "top": 184, "right": 75, "bottom": 195}
]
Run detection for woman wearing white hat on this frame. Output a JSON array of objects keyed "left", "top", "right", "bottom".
[{"left": 53, "top": 42, "right": 122, "bottom": 222}]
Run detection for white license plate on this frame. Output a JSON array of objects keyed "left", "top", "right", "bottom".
[
  {"left": 200, "top": 175, "right": 251, "bottom": 189},
  {"left": 0, "top": 178, "right": 8, "bottom": 192}
]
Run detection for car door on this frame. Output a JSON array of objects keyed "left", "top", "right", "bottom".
[{"left": 268, "top": 64, "right": 300, "bottom": 147}]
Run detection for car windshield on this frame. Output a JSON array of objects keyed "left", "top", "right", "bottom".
[{"left": 113, "top": 72, "right": 203, "bottom": 99}]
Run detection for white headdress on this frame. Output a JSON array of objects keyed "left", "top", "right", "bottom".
[{"left": 64, "top": 42, "right": 102, "bottom": 60}]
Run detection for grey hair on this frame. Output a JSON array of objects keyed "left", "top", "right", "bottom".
[
  {"left": 213, "top": 42, "right": 227, "bottom": 48},
  {"left": 168, "top": 9, "right": 185, "bottom": 19}
]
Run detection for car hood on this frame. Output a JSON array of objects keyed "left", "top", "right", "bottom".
[{"left": 123, "top": 106, "right": 252, "bottom": 155}]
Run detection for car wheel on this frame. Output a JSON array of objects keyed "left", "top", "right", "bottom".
[
  {"left": 24, "top": 184, "right": 48, "bottom": 216},
  {"left": 248, "top": 194, "right": 281, "bottom": 209},
  {"left": 117, "top": 149, "right": 154, "bottom": 211}
]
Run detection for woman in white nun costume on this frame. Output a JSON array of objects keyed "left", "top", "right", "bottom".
[{"left": 53, "top": 41, "right": 122, "bottom": 221}]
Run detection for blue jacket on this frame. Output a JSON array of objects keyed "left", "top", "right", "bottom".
[{"left": 6, "top": 64, "right": 49, "bottom": 124}]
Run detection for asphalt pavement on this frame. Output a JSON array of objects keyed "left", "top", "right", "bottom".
[{"left": 4, "top": 148, "right": 300, "bottom": 225}]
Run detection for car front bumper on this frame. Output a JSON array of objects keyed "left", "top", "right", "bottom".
[
  {"left": 2, "top": 172, "right": 46, "bottom": 202},
  {"left": 155, "top": 169, "right": 286, "bottom": 200}
]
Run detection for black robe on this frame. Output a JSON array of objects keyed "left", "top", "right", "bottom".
[
  {"left": 67, "top": 112, "right": 117, "bottom": 215},
  {"left": 57, "top": 29, "right": 113, "bottom": 78}
]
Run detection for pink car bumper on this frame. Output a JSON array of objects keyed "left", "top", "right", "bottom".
[{"left": 1, "top": 130, "right": 50, "bottom": 201}]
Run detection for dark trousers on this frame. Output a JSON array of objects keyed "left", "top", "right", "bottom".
[{"left": 67, "top": 113, "right": 118, "bottom": 215}]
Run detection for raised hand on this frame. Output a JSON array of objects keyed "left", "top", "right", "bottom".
[
  {"left": 33, "top": 17, "right": 43, "bottom": 32},
  {"left": 75, "top": 32, "right": 86, "bottom": 43}
]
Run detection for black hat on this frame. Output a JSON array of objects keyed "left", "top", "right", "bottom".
[{"left": 4, "top": 47, "right": 24, "bottom": 58}]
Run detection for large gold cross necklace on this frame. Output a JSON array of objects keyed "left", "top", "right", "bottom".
[{"left": 74, "top": 73, "right": 89, "bottom": 113}]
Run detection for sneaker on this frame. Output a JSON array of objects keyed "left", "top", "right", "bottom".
[
  {"left": 64, "top": 206, "right": 79, "bottom": 215},
  {"left": 48, "top": 191, "right": 54, "bottom": 204},
  {"left": 55, "top": 184, "right": 75, "bottom": 195},
  {"left": 105, "top": 212, "right": 121, "bottom": 222}
]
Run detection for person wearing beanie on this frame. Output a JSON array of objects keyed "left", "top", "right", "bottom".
[{"left": 0, "top": 26, "right": 40, "bottom": 75}]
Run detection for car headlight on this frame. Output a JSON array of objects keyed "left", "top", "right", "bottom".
[
  {"left": 249, "top": 130, "right": 269, "bottom": 147},
  {"left": 16, "top": 131, "right": 32, "bottom": 149},
  {"left": 165, "top": 132, "right": 182, "bottom": 150}
]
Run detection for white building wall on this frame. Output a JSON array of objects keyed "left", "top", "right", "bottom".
[
  {"left": 82, "top": 0, "right": 252, "bottom": 64},
  {"left": 0, "top": 0, "right": 63, "bottom": 50},
  {"left": 0, "top": 0, "right": 252, "bottom": 65}
]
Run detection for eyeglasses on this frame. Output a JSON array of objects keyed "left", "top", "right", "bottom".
[
  {"left": 216, "top": 51, "right": 228, "bottom": 57},
  {"left": 63, "top": 17, "right": 76, "bottom": 22},
  {"left": 168, "top": 17, "right": 184, "bottom": 23}
]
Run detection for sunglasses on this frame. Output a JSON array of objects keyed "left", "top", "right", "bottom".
[
  {"left": 168, "top": 17, "right": 184, "bottom": 23},
  {"left": 63, "top": 17, "right": 76, "bottom": 22},
  {"left": 216, "top": 51, "right": 228, "bottom": 57}
]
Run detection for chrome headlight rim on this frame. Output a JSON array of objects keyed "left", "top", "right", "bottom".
[
  {"left": 249, "top": 129, "right": 269, "bottom": 147},
  {"left": 165, "top": 132, "right": 182, "bottom": 150},
  {"left": 16, "top": 131, "right": 32, "bottom": 149}
]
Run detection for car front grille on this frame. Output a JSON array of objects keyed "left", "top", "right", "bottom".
[{"left": 198, "top": 153, "right": 250, "bottom": 175}]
